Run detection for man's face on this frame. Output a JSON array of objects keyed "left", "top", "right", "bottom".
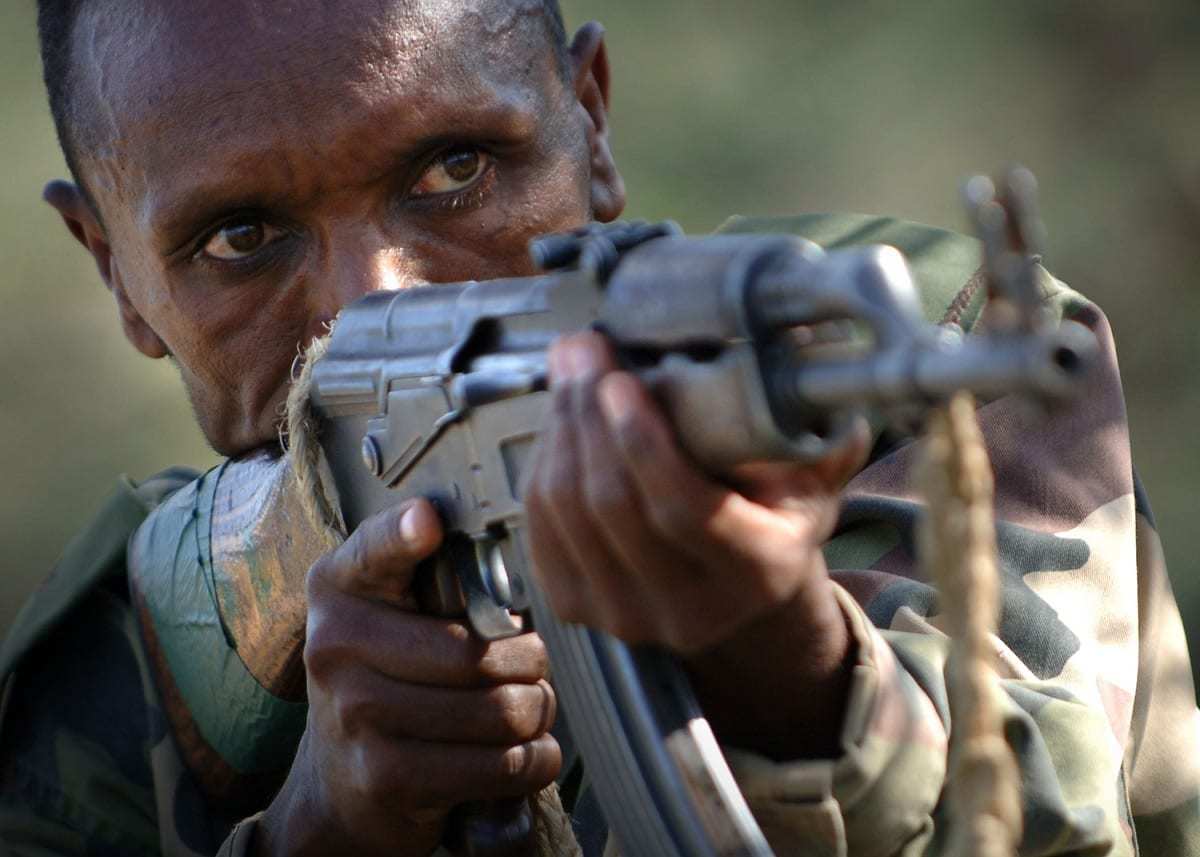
[{"left": 59, "top": 0, "right": 622, "bottom": 456}]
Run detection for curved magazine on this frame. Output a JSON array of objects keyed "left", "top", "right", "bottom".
[{"left": 529, "top": 583, "right": 773, "bottom": 857}]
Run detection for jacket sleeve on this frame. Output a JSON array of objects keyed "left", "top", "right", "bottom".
[
  {"left": 0, "top": 585, "right": 224, "bottom": 857},
  {"left": 1123, "top": 495, "right": 1200, "bottom": 852},
  {"left": 0, "top": 471, "right": 235, "bottom": 857},
  {"left": 721, "top": 277, "right": 1200, "bottom": 856}
]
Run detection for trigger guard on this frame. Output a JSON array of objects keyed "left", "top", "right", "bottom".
[{"left": 462, "top": 538, "right": 525, "bottom": 641}]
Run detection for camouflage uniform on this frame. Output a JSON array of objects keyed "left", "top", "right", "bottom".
[{"left": 2, "top": 214, "right": 1196, "bottom": 856}]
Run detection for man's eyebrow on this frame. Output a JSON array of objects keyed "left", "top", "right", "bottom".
[
  {"left": 146, "top": 186, "right": 280, "bottom": 256},
  {"left": 143, "top": 100, "right": 541, "bottom": 256},
  {"left": 143, "top": 136, "right": 445, "bottom": 255}
]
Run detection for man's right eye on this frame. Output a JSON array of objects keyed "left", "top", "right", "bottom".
[{"left": 199, "top": 218, "right": 287, "bottom": 261}]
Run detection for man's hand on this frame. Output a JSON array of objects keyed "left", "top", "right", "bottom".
[
  {"left": 525, "top": 332, "right": 867, "bottom": 760},
  {"left": 256, "top": 500, "right": 560, "bottom": 856}
]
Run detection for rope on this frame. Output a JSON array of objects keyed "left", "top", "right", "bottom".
[
  {"left": 283, "top": 332, "right": 583, "bottom": 857},
  {"left": 283, "top": 333, "right": 347, "bottom": 549},
  {"left": 533, "top": 783, "right": 585, "bottom": 857},
  {"left": 917, "top": 391, "right": 1023, "bottom": 857}
]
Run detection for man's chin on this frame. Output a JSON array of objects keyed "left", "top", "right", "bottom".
[
  {"left": 204, "top": 432, "right": 286, "bottom": 461},
  {"left": 235, "top": 438, "right": 288, "bottom": 460},
  {"left": 181, "top": 377, "right": 291, "bottom": 460},
  {"left": 191, "top": 406, "right": 287, "bottom": 461}
]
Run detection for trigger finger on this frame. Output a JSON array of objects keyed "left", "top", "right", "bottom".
[
  {"left": 524, "top": 496, "right": 593, "bottom": 626},
  {"left": 311, "top": 498, "right": 443, "bottom": 607}
]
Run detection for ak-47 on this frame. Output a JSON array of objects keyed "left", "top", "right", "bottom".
[{"left": 306, "top": 170, "right": 1094, "bottom": 857}]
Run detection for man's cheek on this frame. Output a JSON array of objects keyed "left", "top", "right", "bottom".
[
  {"left": 183, "top": 321, "right": 302, "bottom": 452},
  {"left": 465, "top": 159, "right": 591, "bottom": 265}
]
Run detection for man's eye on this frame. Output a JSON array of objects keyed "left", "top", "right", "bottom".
[
  {"left": 200, "top": 219, "right": 287, "bottom": 261},
  {"left": 411, "top": 148, "right": 491, "bottom": 197}
]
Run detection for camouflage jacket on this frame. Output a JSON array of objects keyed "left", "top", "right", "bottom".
[{"left": 2, "top": 214, "right": 1197, "bottom": 857}]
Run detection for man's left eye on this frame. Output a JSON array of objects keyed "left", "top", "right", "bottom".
[
  {"left": 411, "top": 148, "right": 491, "bottom": 197},
  {"left": 200, "top": 219, "right": 287, "bottom": 261}
]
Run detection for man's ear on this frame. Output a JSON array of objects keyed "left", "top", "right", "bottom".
[
  {"left": 569, "top": 22, "right": 625, "bottom": 223},
  {"left": 43, "top": 179, "right": 169, "bottom": 359}
]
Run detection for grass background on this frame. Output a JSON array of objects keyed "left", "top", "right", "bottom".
[{"left": 2, "top": 1, "right": 1198, "bottom": 690}]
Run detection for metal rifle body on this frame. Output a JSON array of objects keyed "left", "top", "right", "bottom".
[{"left": 308, "top": 219, "right": 1095, "bottom": 857}]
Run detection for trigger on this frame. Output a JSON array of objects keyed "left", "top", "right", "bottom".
[{"left": 460, "top": 537, "right": 525, "bottom": 641}]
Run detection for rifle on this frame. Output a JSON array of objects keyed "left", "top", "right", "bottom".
[{"left": 306, "top": 172, "right": 1094, "bottom": 857}]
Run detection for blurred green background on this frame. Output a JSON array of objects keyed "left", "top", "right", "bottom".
[{"left": 2, "top": 1, "right": 1198, "bottom": 689}]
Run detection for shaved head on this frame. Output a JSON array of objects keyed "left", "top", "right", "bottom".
[{"left": 38, "top": 0, "right": 570, "bottom": 211}]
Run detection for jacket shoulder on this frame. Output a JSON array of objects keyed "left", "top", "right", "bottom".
[{"left": 0, "top": 467, "right": 199, "bottom": 681}]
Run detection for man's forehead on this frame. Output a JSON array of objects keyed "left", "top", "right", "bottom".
[{"left": 72, "top": 0, "right": 552, "bottom": 169}]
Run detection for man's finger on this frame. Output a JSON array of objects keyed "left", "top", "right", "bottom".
[
  {"left": 525, "top": 487, "right": 594, "bottom": 624},
  {"left": 359, "top": 734, "right": 563, "bottom": 810},
  {"left": 547, "top": 331, "right": 619, "bottom": 382},
  {"left": 308, "top": 498, "right": 443, "bottom": 605},
  {"left": 568, "top": 359, "right": 702, "bottom": 629},
  {"left": 329, "top": 672, "right": 556, "bottom": 746},
  {"left": 528, "top": 335, "right": 629, "bottom": 614},
  {"left": 305, "top": 603, "right": 549, "bottom": 689},
  {"left": 594, "top": 371, "right": 735, "bottom": 552},
  {"left": 594, "top": 371, "right": 826, "bottom": 581}
]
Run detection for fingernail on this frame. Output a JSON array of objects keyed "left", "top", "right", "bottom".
[
  {"left": 400, "top": 504, "right": 421, "bottom": 544},
  {"left": 572, "top": 341, "right": 603, "bottom": 377},
  {"left": 598, "top": 375, "right": 636, "bottom": 429}
]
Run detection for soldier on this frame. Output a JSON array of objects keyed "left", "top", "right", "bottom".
[{"left": 1, "top": 1, "right": 1197, "bottom": 856}]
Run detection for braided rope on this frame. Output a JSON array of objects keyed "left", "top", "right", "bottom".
[
  {"left": 918, "top": 391, "right": 1022, "bottom": 857},
  {"left": 283, "top": 333, "right": 348, "bottom": 549},
  {"left": 533, "top": 782, "right": 585, "bottom": 857}
]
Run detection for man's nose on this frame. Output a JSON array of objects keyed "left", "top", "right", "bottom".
[
  {"left": 330, "top": 244, "right": 415, "bottom": 305},
  {"left": 310, "top": 237, "right": 421, "bottom": 330}
]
